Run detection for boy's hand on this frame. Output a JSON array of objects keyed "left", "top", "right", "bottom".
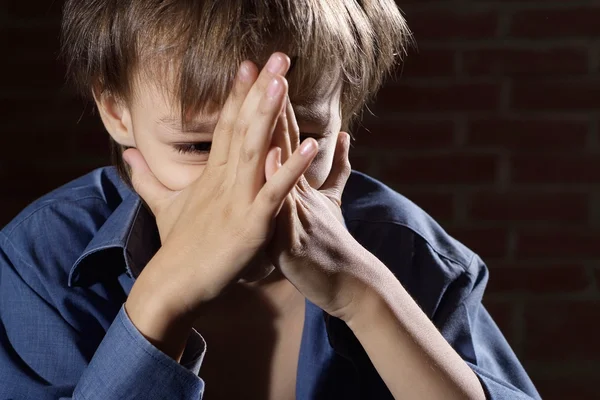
[
  {"left": 264, "top": 97, "right": 374, "bottom": 322},
  {"left": 122, "top": 54, "right": 320, "bottom": 359}
]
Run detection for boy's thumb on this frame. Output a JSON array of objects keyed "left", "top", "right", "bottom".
[
  {"left": 122, "top": 148, "right": 171, "bottom": 214},
  {"left": 319, "top": 132, "right": 351, "bottom": 205}
]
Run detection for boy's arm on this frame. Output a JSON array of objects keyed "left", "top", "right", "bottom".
[
  {"left": 73, "top": 305, "right": 205, "bottom": 399},
  {"left": 343, "top": 251, "right": 541, "bottom": 400},
  {"left": 432, "top": 254, "right": 541, "bottom": 399},
  {"left": 0, "top": 234, "right": 205, "bottom": 400}
]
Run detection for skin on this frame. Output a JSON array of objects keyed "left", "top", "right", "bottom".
[
  {"left": 97, "top": 55, "right": 343, "bottom": 287},
  {"left": 95, "top": 52, "right": 486, "bottom": 399}
]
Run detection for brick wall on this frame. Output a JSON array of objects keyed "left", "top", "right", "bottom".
[
  {"left": 353, "top": 1, "right": 600, "bottom": 398},
  {"left": 2, "top": 1, "right": 599, "bottom": 398}
]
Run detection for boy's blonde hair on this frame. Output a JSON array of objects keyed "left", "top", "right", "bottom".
[{"left": 61, "top": 0, "right": 411, "bottom": 185}]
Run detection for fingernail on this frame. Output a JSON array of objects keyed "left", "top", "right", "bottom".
[
  {"left": 300, "top": 138, "right": 317, "bottom": 156},
  {"left": 266, "top": 54, "right": 285, "bottom": 74},
  {"left": 267, "top": 78, "right": 283, "bottom": 98},
  {"left": 276, "top": 148, "right": 282, "bottom": 167},
  {"left": 238, "top": 63, "right": 252, "bottom": 82}
]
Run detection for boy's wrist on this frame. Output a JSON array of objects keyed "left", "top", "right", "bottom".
[
  {"left": 124, "top": 288, "right": 194, "bottom": 362},
  {"left": 125, "top": 255, "right": 197, "bottom": 362}
]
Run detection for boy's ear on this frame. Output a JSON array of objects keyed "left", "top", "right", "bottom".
[{"left": 93, "top": 89, "right": 136, "bottom": 147}]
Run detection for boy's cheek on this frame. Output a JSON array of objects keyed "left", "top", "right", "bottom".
[
  {"left": 303, "top": 144, "right": 336, "bottom": 189},
  {"left": 157, "top": 164, "right": 207, "bottom": 191},
  {"left": 137, "top": 138, "right": 337, "bottom": 192}
]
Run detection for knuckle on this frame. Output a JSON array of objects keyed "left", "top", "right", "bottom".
[
  {"left": 220, "top": 201, "right": 234, "bottom": 220},
  {"left": 262, "top": 185, "right": 280, "bottom": 205},
  {"left": 218, "top": 114, "right": 235, "bottom": 132},
  {"left": 258, "top": 69, "right": 275, "bottom": 90},
  {"left": 232, "top": 118, "right": 249, "bottom": 139},
  {"left": 213, "top": 181, "right": 227, "bottom": 199},
  {"left": 280, "top": 162, "right": 296, "bottom": 178},
  {"left": 289, "top": 236, "right": 308, "bottom": 258},
  {"left": 240, "top": 145, "right": 258, "bottom": 163},
  {"left": 258, "top": 97, "right": 274, "bottom": 117}
]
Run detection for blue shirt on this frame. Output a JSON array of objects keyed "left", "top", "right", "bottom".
[{"left": 0, "top": 166, "right": 541, "bottom": 400}]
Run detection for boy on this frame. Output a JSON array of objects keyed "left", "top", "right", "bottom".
[{"left": 0, "top": 0, "right": 541, "bottom": 399}]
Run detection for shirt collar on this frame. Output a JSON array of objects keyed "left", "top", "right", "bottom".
[
  {"left": 65, "top": 172, "right": 386, "bottom": 394},
  {"left": 66, "top": 173, "right": 356, "bottom": 289},
  {"left": 68, "top": 192, "right": 161, "bottom": 287}
]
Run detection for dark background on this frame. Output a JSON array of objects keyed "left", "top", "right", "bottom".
[{"left": 2, "top": 1, "right": 600, "bottom": 398}]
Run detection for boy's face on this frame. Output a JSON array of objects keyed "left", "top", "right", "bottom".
[{"left": 102, "top": 72, "right": 344, "bottom": 193}]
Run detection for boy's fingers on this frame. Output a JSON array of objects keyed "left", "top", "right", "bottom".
[
  {"left": 228, "top": 53, "right": 290, "bottom": 178},
  {"left": 269, "top": 95, "right": 293, "bottom": 164},
  {"left": 265, "top": 107, "right": 291, "bottom": 172},
  {"left": 264, "top": 147, "right": 281, "bottom": 182},
  {"left": 123, "top": 148, "right": 172, "bottom": 214},
  {"left": 208, "top": 61, "right": 257, "bottom": 168},
  {"left": 319, "top": 132, "right": 351, "bottom": 205},
  {"left": 253, "top": 138, "right": 318, "bottom": 220},
  {"left": 284, "top": 95, "right": 299, "bottom": 157}
]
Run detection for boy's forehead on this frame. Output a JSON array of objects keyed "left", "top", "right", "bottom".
[
  {"left": 157, "top": 73, "right": 342, "bottom": 132},
  {"left": 160, "top": 96, "right": 334, "bottom": 133}
]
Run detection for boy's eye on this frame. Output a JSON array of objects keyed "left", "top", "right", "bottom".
[
  {"left": 173, "top": 135, "right": 313, "bottom": 156},
  {"left": 173, "top": 142, "right": 212, "bottom": 155}
]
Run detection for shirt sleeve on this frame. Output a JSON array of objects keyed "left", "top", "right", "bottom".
[
  {"left": 433, "top": 254, "right": 542, "bottom": 400},
  {"left": 0, "top": 240, "right": 206, "bottom": 400},
  {"left": 73, "top": 306, "right": 205, "bottom": 399}
]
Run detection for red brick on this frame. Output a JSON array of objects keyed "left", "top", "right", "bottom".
[
  {"left": 524, "top": 301, "right": 600, "bottom": 362},
  {"left": 482, "top": 301, "right": 516, "bottom": 344},
  {"left": 355, "top": 120, "right": 454, "bottom": 149},
  {"left": 512, "top": 79, "right": 600, "bottom": 110},
  {"left": 487, "top": 263, "right": 589, "bottom": 294},
  {"left": 511, "top": 8, "right": 600, "bottom": 38},
  {"left": 446, "top": 227, "right": 509, "bottom": 258},
  {"left": 469, "top": 192, "right": 588, "bottom": 222},
  {"left": 516, "top": 229, "right": 600, "bottom": 259},
  {"left": 376, "top": 83, "right": 501, "bottom": 112},
  {"left": 408, "top": 11, "right": 497, "bottom": 40},
  {"left": 463, "top": 48, "right": 588, "bottom": 76},
  {"left": 382, "top": 154, "right": 498, "bottom": 185},
  {"left": 512, "top": 155, "right": 600, "bottom": 184},
  {"left": 467, "top": 119, "right": 588, "bottom": 151},
  {"left": 398, "top": 50, "right": 455, "bottom": 77},
  {"left": 398, "top": 191, "right": 454, "bottom": 221},
  {"left": 534, "top": 374, "right": 600, "bottom": 400}
]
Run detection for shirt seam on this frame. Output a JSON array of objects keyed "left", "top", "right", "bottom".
[
  {"left": 122, "top": 199, "right": 144, "bottom": 279},
  {"left": 344, "top": 218, "right": 476, "bottom": 275},
  {"left": 117, "top": 306, "right": 202, "bottom": 388},
  {"left": 3, "top": 196, "right": 107, "bottom": 237},
  {"left": 0, "top": 231, "right": 82, "bottom": 335}
]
